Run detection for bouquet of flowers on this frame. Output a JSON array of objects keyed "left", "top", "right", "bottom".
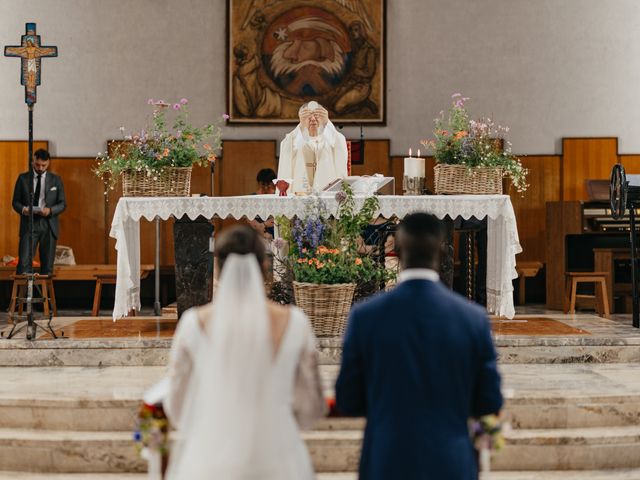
[
  {"left": 421, "top": 94, "right": 528, "bottom": 193},
  {"left": 133, "top": 401, "right": 170, "bottom": 458},
  {"left": 94, "top": 98, "right": 226, "bottom": 191},
  {"left": 470, "top": 414, "right": 507, "bottom": 473}
]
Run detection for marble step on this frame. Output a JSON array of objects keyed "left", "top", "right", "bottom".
[
  {"left": 3, "top": 472, "right": 640, "bottom": 480},
  {"left": 4, "top": 393, "right": 640, "bottom": 431},
  {"left": 4, "top": 426, "right": 640, "bottom": 473},
  {"left": 3, "top": 336, "right": 640, "bottom": 366}
]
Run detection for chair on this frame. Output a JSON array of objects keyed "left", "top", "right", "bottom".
[
  {"left": 516, "top": 261, "right": 543, "bottom": 305},
  {"left": 92, "top": 274, "right": 138, "bottom": 317},
  {"left": 563, "top": 272, "right": 610, "bottom": 318},
  {"left": 8, "top": 274, "right": 57, "bottom": 323}
]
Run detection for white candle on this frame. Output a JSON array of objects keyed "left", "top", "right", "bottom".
[{"left": 404, "top": 157, "right": 425, "bottom": 177}]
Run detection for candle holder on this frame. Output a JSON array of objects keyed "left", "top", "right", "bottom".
[{"left": 403, "top": 175, "right": 426, "bottom": 195}]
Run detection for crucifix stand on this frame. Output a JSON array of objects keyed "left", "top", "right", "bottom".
[{"left": 4, "top": 23, "right": 59, "bottom": 340}]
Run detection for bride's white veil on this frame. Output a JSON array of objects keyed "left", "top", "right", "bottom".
[{"left": 167, "top": 253, "right": 281, "bottom": 479}]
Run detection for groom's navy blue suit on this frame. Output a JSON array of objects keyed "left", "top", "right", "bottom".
[{"left": 336, "top": 272, "right": 503, "bottom": 480}]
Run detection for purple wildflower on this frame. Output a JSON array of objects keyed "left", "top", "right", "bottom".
[
  {"left": 147, "top": 98, "right": 154, "bottom": 105},
  {"left": 335, "top": 191, "right": 347, "bottom": 204},
  {"left": 273, "top": 237, "right": 287, "bottom": 250},
  {"left": 173, "top": 103, "right": 181, "bottom": 110},
  {"left": 180, "top": 98, "right": 188, "bottom": 105},
  {"left": 222, "top": 113, "right": 230, "bottom": 120}
]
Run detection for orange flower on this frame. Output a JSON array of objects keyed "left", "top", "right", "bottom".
[
  {"left": 454, "top": 131, "right": 468, "bottom": 140},
  {"left": 308, "top": 259, "right": 314, "bottom": 265},
  {"left": 315, "top": 262, "right": 325, "bottom": 269},
  {"left": 203, "top": 143, "right": 212, "bottom": 151},
  {"left": 297, "top": 258, "right": 305, "bottom": 264},
  {"left": 355, "top": 258, "right": 363, "bottom": 266}
]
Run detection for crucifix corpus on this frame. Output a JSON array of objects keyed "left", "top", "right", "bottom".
[{"left": 4, "top": 23, "right": 58, "bottom": 340}]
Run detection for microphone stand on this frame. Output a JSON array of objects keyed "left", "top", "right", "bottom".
[{"left": 5, "top": 105, "right": 58, "bottom": 340}]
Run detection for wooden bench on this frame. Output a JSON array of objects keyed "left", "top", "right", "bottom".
[{"left": 2, "top": 264, "right": 155, "bottom": 315}]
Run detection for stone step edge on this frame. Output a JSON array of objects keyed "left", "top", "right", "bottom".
[
  {"left": 3, "top": 393, "right": 640, "bottom": 408},
  {"left": 3, "top": 425, "right": 640, "bottom": 445},
  {"left": 2, "top": 472, "right": 640, "bottom": 480}
]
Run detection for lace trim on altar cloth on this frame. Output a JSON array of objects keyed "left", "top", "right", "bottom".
[{"left": 111, "top": 195, "right": 521, "bottom": 320}]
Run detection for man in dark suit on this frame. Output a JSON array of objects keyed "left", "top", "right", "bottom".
[
  {"left": 12, "top": 149, "right": 66, "bottom": 275},
  {"left": 335, "top": 212, "right": 503, "bottom": 480}
]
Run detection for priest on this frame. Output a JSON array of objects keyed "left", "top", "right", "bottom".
[{"left": 277, "top": 101, "right": 348, "bottom": 194}]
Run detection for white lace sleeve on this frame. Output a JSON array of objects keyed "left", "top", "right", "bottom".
[
  {"left": 292, "top": 311, "right": 327, "bottom": 430},
  {"left": 164, "top": 309, "right": 199, "bottom": 429}
]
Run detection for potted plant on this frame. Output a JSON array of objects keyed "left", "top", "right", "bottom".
[
  {"left": 275, "top": 185, "right": 394, "bottom": 336},
  {"left": 95, "top": 98, "right": 226, "bottom": 197},
  {"left": 421, "top": 94, "right": 528, "bottom": 194}
]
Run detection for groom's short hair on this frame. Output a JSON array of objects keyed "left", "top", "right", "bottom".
[{"left": 396, "top": 213, "right": 444, "bottom": 269}]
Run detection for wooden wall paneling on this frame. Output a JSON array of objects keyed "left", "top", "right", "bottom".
[
  {"left": 219, "top": 140, "right": 277, "bottom": 196},
  {"left": 561, "top": 138, "right": 618, "bottom": 201},
  {"left": 545, "top": 201, "right": 583, "bottom": 309},
  {"left": 619, "top": 155, "right": 640, "bottom": 174},
  {"left": 53, "top": 158, "right": 106, "bottom": 264},
  {"left": 0, "top": 140, "right": 48, "bottom": 261},
  {"left": 509, "top": 155, "right": 561, "bottom": 263},
  {"left": 349, "top": 140, "right": 390, "bottom": 177}
]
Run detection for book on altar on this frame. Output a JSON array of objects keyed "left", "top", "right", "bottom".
[{"left": 322, "top": 175, "right": 395, "bottom": 196}]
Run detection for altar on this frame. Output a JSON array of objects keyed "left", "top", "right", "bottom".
[{"left": 110, "top": 194, "right": 522, "bottom": 320}]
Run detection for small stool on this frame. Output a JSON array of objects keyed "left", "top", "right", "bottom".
[
  {"left": 8, "top": 274, "right": 57, "bottom": 323},
  {"left": 516, "top": 261, "right": 543, "bottom": 305},
  {"left": 92, "top": 274, "right": 137, "bottom": 317},
  {"left": 564, "top": 272, "right": 610, "bottom": 318}
]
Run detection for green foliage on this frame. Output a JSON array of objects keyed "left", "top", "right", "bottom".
[
  {"left": 275, "top": 184, "right": 394, "bottom": 287},
  {"left": 94, "top": 98, "right": 225, "bottom": 191}
]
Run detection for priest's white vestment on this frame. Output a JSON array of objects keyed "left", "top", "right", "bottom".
[{"left": 277, "top": 121, "right": 348, "bottom": 193}]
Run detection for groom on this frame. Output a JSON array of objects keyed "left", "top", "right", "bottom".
[{"left": 335, "top": 213, "right": 503, "bottom": 480}]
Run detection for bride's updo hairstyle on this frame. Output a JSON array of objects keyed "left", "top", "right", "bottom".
[{"left": 216, "top": 225, "right": 267, "bottom": 276}]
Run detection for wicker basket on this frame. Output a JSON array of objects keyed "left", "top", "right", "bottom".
[
  {"left": 293, "top": 281, "right": 356, "bottom": 336},
  {"left": 434, "top": 164, "right": 503, "bottom": 195},
  {"left": 122, "top": 166, "right": 192, "bottom": 197}
]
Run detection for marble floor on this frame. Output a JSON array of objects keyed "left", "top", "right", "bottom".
[{"left": 2, "top": 305, "right": 639, "bottom": 341}]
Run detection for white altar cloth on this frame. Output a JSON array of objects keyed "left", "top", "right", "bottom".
[{"left": 110, "top": 194, "right": 521, "bottom": 320}]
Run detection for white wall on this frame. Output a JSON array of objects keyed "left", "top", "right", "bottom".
[{"left": 1, "top": 0, "right": 639, "bottom": 157}]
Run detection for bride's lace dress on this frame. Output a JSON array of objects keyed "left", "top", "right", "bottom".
[{"left": 164, "top": 258, "right": 325, "bottom": 480}]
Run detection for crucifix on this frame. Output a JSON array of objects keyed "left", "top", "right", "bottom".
[{"left": 4, "top": 23, "right": 58, "bottom": 340}]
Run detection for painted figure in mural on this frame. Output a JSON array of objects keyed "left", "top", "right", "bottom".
[
  {"left": 233, "top": 43, "right": 282, "bottom": 118},
  {"left": 265, "top": 11, "right": 350, "bottom": 98},
  {"left": 333, "top": 21, "right": 378, "bottom": 114},
  {"left": 277, "top": 101, "right": 348, "bottom": 193}
]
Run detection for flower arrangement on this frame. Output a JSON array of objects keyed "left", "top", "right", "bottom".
[
  {"left": 275, "top": 184, "right": 393, "bottom": 289},
  {"left": 94, "top": 98, "right": 226, "bottom": 191},
  {"left": 421, "top": 94, "right": 528, "bottom": 193},
  {"left": 133, "top": 401, "right": 170, "bottom": 457},
  {"left": 470, "top": 414, "right": 507, "bottom": 473}
]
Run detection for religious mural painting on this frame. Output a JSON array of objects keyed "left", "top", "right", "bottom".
[{"left": 228, "top": 0, "right": 385, "bottom": 124}]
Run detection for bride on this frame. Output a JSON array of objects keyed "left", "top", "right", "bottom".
[{"left": 164, "top": 225, "right": 325, "bottom": 479}]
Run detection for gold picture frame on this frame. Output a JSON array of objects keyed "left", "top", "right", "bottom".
[{"left": 227, "top": 0, "right": 386, "bottom": 124}]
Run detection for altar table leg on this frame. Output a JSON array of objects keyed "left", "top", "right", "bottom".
[
  {"left": 440, "top": 216, "right": 455, "bottom": 288},
  {"left": 173, "top": 215, "right": 213, "bottom": 319}
]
